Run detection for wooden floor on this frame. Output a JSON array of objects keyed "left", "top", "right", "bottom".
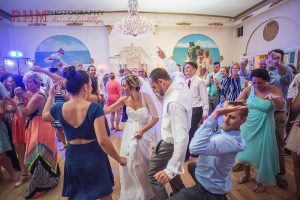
[{"left": 0, "top": 130, "right": 296, "bottom": 200}]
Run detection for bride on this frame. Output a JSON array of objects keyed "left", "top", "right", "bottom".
[{"left": 104, "top": 74, "right": 161, "bottom": 200}]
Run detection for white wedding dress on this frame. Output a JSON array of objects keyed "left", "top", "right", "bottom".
[{"left": 119, "top": 92, "right": 161, "bottom": 200}]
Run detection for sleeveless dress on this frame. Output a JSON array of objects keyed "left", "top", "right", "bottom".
[
  {"left": 236, "top": 86, "right": 279, "bottom": 185},
  {"left": 50, "top": 102, "right": 114, "bottom": 200},
  {"left": 24, "top": 92, "right": 60, "bottom": 199},
  {"left": 119, "top": 106, "right": 155, "bottom": 200}
]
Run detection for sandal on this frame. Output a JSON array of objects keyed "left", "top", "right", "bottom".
[
  {"left": 232, "top": 163, "right": 244, "bottom": 172},
  {"left": 111, "top": 126, "right": 115, "bottom": 130},
  {"left": 253, "top": 183, "right": 265, "bottom": 193},
  {"left": 15, "top": 174, "right": 29, "bottom": 187},
  {"left": 237, "top": 174, "right": 251, "bottom": 184},
  {"left": 115, "top": 128, "right": 122, "bottom": 132}
]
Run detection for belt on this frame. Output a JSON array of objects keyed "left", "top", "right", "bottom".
[{"left": 275, "top": 111, "right": 285, "bottom": 113}]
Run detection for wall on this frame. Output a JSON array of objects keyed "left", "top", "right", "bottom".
[
  {"left": 0, "top": 22, "right": 11, "bottom": 58},
  {"left": 234, "top": 0, "right": 300, "bottom": 61},
  {"left": 0, "top": 24, "right": 110, "bottom": 73},
  {"left": 109, "top": 25, "right": 235, "bottom": 72}
]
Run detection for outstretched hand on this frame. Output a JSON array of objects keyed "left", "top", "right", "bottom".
[
  {"left": 156, "top": 46, "right": 166, "bottom": 59},
  {"left": 264, "top": 93, "right": 281, "bottom": 101}
]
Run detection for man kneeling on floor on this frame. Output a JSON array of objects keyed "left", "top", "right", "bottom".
[{"left": 168, "top": 101, "right": 248, "bottom": 200}]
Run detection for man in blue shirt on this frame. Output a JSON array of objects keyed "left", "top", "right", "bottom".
[{"left": 169, "top": 101, "right": 248, "bottom": 200}]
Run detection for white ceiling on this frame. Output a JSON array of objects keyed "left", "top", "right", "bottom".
[{"left": 0, "top": 0, "right": 264, "bottom": 17}]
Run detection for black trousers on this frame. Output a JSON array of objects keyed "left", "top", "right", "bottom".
[
  {"left": 186, "top": 107, "right": 203, "bottom": 160},
  {"left": 169, "top": 162, "right": 227, "bottom": 200}
]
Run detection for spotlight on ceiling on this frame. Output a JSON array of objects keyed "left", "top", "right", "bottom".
[
  {"left": 4, "top": 59, "right": 15, "bottom": 67},
  {"left": 9, "top": 50, "right": 23, "bottom": 58}
]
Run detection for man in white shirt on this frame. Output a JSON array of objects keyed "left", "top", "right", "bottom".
[
  {"left": 148, "top": 67, "right": 192, "bottom": 200},
  {"left": 184, "top": 61, "right": 209, "bottom": 160}
]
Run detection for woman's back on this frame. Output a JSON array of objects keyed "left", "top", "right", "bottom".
[{"left": 50, "top": 101, "right": 104, "bottom": 141}]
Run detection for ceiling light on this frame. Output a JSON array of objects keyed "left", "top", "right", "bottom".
[{"left": 113, "top": 0, "right": 155, "bottom": 37}]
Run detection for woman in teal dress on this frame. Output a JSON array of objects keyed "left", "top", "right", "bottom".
[{"left": 235, "top": 69, "right": 284, "bottom": 193}]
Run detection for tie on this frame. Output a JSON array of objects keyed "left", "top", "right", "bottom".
[{"left": 188, "top": 79, "right": 191, "bottom": 89}]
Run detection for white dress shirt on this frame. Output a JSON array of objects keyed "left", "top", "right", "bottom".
[
  {"left": 186, "top": 75, "right": 209, "bottom": 116},
  {"left": 162, "top": 76, "right": 192, "bottom": 179}
]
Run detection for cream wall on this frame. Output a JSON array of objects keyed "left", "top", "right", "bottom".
[
  {"left": 109, "top": 25, "right": 235, "bottom": 73},
  {"left": 234, "top": 0, "right": 300, "bottom": 61}
]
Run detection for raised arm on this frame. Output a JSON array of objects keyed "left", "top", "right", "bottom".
[
  {"left": 31, "top": 65, "right": 66, "bottom": 86},
  {"left": 103, "top": 96, "right": 126, "bottom": 114},
  {"left": 42, "top": 85, "right": 57, "bottom": 122}
]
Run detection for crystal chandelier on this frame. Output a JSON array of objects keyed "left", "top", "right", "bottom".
[{"left": 113, "top": 0, "right": 155, "bottom": 37}]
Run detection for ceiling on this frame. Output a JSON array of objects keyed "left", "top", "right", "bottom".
[{"left": 0, "top": 0, "right": 265, "bottom": 18}]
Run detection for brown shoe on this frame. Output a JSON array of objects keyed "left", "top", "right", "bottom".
[
  {"left": 276, "top": 174, "right": 288, "bottom": 189},
  {"left": 232, "top": 163, "right": 244, "bottom": 172}
]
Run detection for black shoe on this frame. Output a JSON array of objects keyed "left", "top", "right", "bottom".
[{"left": 284, "top": 148, "right": 291, "bottom": 156}]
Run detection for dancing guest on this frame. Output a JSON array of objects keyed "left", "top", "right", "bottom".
[
  {"left": 104, "top": 74, "right": 161, "bottom": 200},
  {"left": 169, "top": 101, "right": 248, "bottom": 200},
  {"left": 285, "top": 89, "right": 300, "bottom": 200},
  {"left": 206, "top": 62, "right": 222, "bottom": 114},
  {"left": 5, "top": 74, "right": 31, "bottom": 187},
  {"left": 15, "top": 72, "right": 60, "bottom": 199},
  {"left": 148, "top": 67, "right": 192, "bottom": 200},
  {"left": 236, "top": 69, "right": 284, "bottom": 193},
  {"left": 106, "top": 72, "right": 122, "bottom": 131},
  {"left": 219, "top": 63, "right": 246, "bottom": 103},
  {"left": 42, "top": 66, "right": 126, "bottom": 200},
  {"left": 0, "top": 100, "right": 18, "bottom": 183},
  {"left": 183, "top": 61, "right": 209, "bottom": 160},
  {"left": 267, "top": 49, "right": 294, "bottom": 189}
]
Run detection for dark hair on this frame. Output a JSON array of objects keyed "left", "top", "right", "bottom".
[
  {"left": 288, "top": 64, "right": 297, "bottom": 75},
  {"left": 119, "top": 68, "right": 124, "bottom": 74},
  {"left": 227, "top": 101, "right": 249, "bottom": 118},
  {"left": 109, "top": 72, "right": 115, "bottom": 80},
  {"left": 0, "top": 72, "right": 12, "bottom": 83},
  {"left": 8, "top": 74, "right": 25, "bottom": 89},
  {"left": 269, "top": 49, "right": 284, "bottom": 61},
  {"left": 62, "top": 66, "right": 90, "bottom": 95},
  {"left": 90, "top": 76, "right": 98, "bottom": 95},
  {"left": 214, "top": 62, "right": 220, "bottom": 66},
  {"left": 184, "top": 61, "right": 198, "bottom": 70},
  {"left": 250, "top": 68, "right": 270, "bottom": 82},
  {"left": 149, "top": 68, "right": 171, "bottom": 82},
  {"left": 87, "top": 65, "right": 96, "bottom": 72}
]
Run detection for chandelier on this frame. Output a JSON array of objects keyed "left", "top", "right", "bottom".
[{"left": 113, "top": 0, "right": 155, "bottom": 37}]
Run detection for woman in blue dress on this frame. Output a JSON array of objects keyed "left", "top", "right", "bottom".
[
  {"left": 235, "top": 69, "right": 284, "bottom": 193},
  {"left": 42, "top": 66, "right": 127, "bottom": 200}
]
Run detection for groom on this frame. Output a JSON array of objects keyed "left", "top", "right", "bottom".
[{"left": 148, "top": 66, "right": 192, "bottom": 199}]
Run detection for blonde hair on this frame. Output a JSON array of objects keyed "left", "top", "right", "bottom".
[
  {"left": 23, "top": 71, "right": 43, "bottom": 85},
  {"left": 122, "top": 74, "right": 140, "bottom": 91}
]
